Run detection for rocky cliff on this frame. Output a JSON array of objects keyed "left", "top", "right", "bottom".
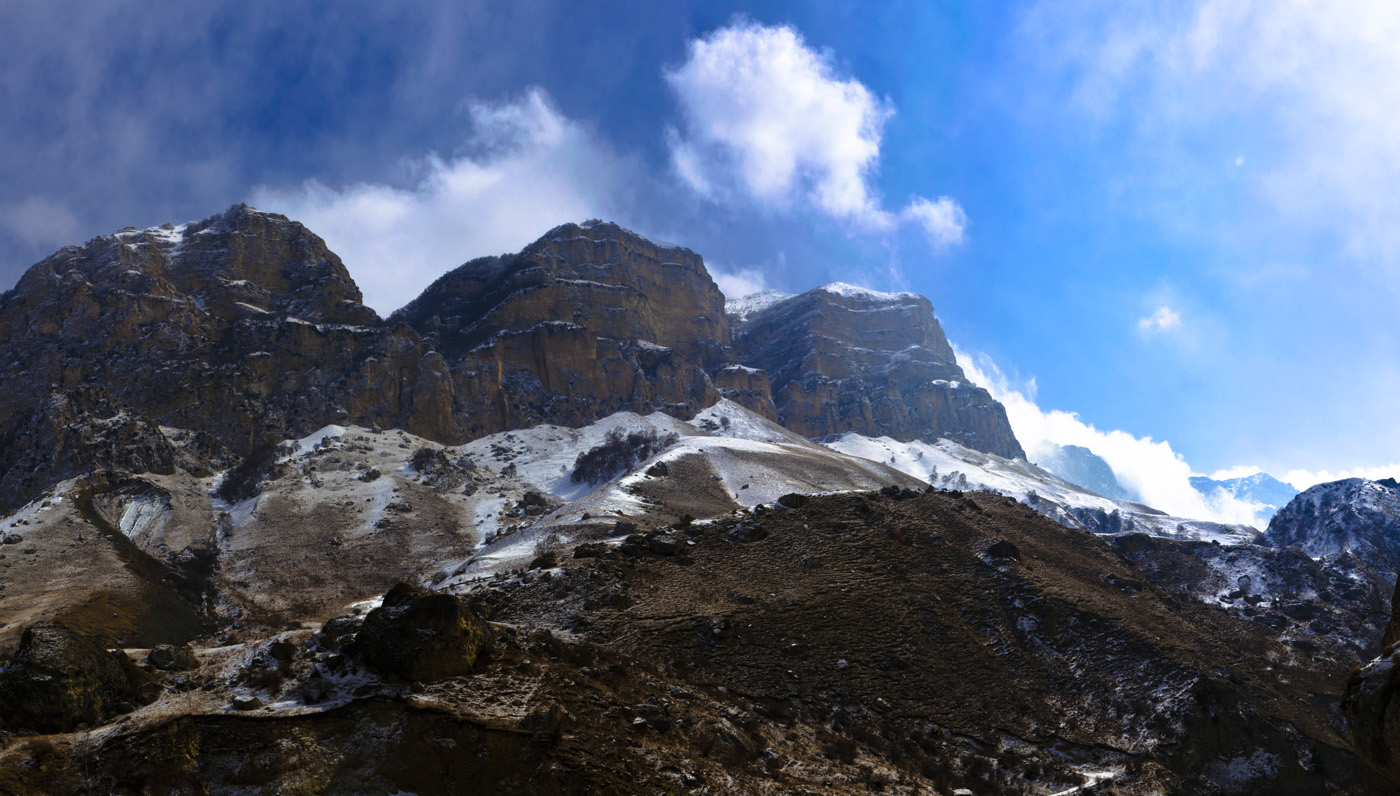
[
  {"left": 732, "top": 283, "right": 1024, "bottom": 459},
  {"left": 391, "top": 219, "right": 776, "bottom": 437}
]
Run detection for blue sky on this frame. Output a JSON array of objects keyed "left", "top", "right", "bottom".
[{"left": 4, "top": 0, "right": 1400, "bottom": 506}]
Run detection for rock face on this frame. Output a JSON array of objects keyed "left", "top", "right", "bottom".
[
  {"left": 356, "top": 583, "right": 494, "bottom": 681},
  {"left": 732, "top": 283, "right": 1024, "bottom": 459},
  {"left": 0, "top": 205, "right": 393, "bottom": 508},
  {"left": 1342, "top": 579, "right": 1400, "bottom": 784},
  {"left": 1264, "top": 478, "right": 1400, "bottom": 568},
  {"left": 392, "top": 219, "right": 776, "bottom": 438},
  {"left": 0, "top": 210, "right": 1023, "bottom": 511},
  {"left": 0, "top": 622, "right": 153, "bottom": 732}
]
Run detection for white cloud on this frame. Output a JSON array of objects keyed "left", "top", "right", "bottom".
[
  {"left": 1207, "top": 465, "right": 1264, "bottom": 481},
  {"left": 902, "top": 196, "right": 967, "bottom": 248},
  {"left": 708, "top": 265, "right": 769, "bottom": 300},
  {"left": 252, "top": 89, "right": 629, "bottom": 316},
  {"left": 1, "top": 196, "right": 81, "bottom": 251},
  {"left": 1283, "top": 464, "right": 1400, "bottom": 491},
  {"left": 665, "top": 20, "right": 964, "bottom": 248},
  {"left": 1137, "top": 305, "right": 1182, "bottom": 334},
  {"left": 956, "top": 346, "right": 1271, "bottom": 527}
]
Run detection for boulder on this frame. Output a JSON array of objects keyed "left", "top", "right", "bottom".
[
  {"left": 357, "top": 583, "right": 494, "bottom": 681},
  {"left": 0, "top": 622, "right": 154, "bottom": 732},
  {"left": 146, "top": 643, "right": 199, "bottom": 671}
]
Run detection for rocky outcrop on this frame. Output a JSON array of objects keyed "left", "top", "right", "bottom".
[
  {"left": 1342, "top": 576, "right": 1400, "bottom": 783},
  {"left": 1264, "top": 478, "right": 1400, "bottom": 569},
  {"left": 732, "top": 283, "right": 1024, "bottom": 458},
  {"left": 0, "top": 622, "right": 155, "bottom": 732},
  {"left": 0, "top": 205, "right": 393, "bottom": 507},
  {"left": 356, "top": 583, "right": 494, "bottom": 681}
]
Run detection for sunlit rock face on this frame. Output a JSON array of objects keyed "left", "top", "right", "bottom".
[{"left": 732, "top": 283, "right": 1024, "bottom": 459}]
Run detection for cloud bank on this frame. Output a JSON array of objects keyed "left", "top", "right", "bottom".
[
  {"left": 253, "top": 89, "right": 628, "bottom": 316},
  {"left": 665, "top": 21, "right": 965, "bottom": 248},
  {"left": 956, "top": 347, "right": 1271, "bottom": 527}
]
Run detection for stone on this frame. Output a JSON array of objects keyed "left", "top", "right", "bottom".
[
  {"left": 357, "top": 583, "right": 494, "bottom": 681},
  {"left": 698, "top": 718, "right": 760, "bottom": 763},
  {"left": 0, "top": 622, "right": 153, "bottom": 732},
  {"left": 572, "top": 542, "right": 609, "bottom": 559},
  {"left": 988, "top": 540, "right": 1021, "bottom": 561},
  {"left": 146, "top": 644, "right": 199, "bottom": 671},
  {"left": 776, "top": 493, "right": 809, "bottom": 509},
  {"left": 646, "top": 533, "right": 683, "bottom": 556},
  {"left": 232, "top": 695, "right": 263, "bottom": 711}
]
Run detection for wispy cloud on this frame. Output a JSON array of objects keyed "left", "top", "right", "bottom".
[
  {"left": 956, "top": 346, "right": 1270, "bottom": 527},
  {"left": 665, "top": 20, "right": 964, "bottom": 250},
  {"left": 708, "top": 264, "right": 770, "bottom": 301},
  {"left": 253, "top": 89, "right": 631, "bottom": 315},
  {"left": 1137, "top": 305, "right": 1181, "bottom": 334},
  {"left": 1, "top": 197, "right": 81, "bottom": 251},
  {"left": 1025, "top": 0, "right": 1400, "bottom": 269}
]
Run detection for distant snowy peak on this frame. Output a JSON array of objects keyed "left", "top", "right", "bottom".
[
  {"left": 1265, "top": 478, "right": 1400, "bottom": 564},
  {"left": 1191, "top": 472, "right": 1299, "bottom": 521}
]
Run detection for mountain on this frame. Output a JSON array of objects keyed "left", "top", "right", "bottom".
[
  {"left": 1264, "top": 477, "right": 1400, "bottom": 567},
  {"left": 730, "top": 283, "right": 1025, "bottom": 459},
  {"left": 1034, "top": 443, "right": 1139, "bottom": 501},
  {"left": 1191, "top": 472, "right": 1299, "bottom": 520},
  {"left": 4, "top": 207, "right": 1395, "bottom": 793},
  {"left": 0, "top": 210, "right": 1020, "bottom": 514}
]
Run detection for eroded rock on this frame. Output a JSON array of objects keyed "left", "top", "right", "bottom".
[
  {"left": 357, "top": 583, "right": 494, "bottom": 681},
  {"left": 0, "top": 622, "right": 154, "bottom": 732}
]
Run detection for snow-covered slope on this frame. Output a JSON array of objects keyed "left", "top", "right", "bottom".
[
  {"left": 441, "top": 400, "right": 925, "bottom": 584},
  {"left": 824, "top": 433, "right": 1262, "bottom": 545},
  {"left": 724, "top": 290, "right": 792, "bottom": 324}
]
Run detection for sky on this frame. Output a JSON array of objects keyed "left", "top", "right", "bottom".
[{"left": 4, "top": 0, "right": 1400, "bottom": 516}]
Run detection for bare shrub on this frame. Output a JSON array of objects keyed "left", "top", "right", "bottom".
[
  {"left": 217, "top": 442, "right": 286, "bottom": 503},
  {"left": 571, "top": 428, "right": 678, "bottom": 486}
]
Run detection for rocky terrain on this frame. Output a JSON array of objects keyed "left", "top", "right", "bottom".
[
  {"left": 0, "top": 485, "right": 1391, "bottom": 794},
  {"left": 0, "top": 207, "right": 1396, "bottom": 793},
  {"left": 1265, "top": 478, "right": 1400, "bottom": 567}
]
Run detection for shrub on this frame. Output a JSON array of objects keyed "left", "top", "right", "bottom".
[
  {"left": 410, "top": 446, "right": 438, "bottom": 472},
  {"left": 216, "top": 442, "right": 285, "bottom": 503},
  {"left": 571, "top": 428, "right": 679, "bottom": 486}
]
